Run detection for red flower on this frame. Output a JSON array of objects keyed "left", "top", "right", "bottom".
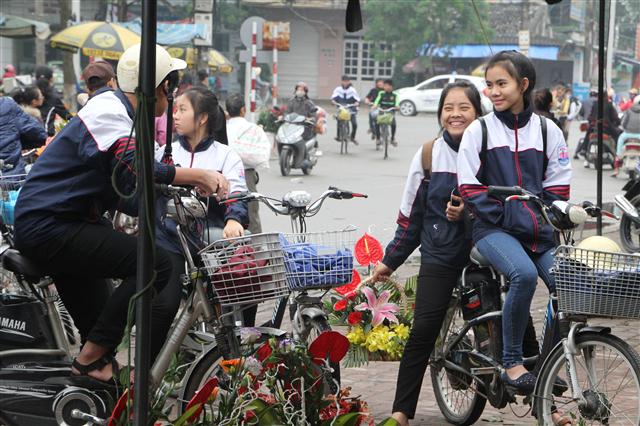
[
  {"left": 333, "top": 298, "right": 348, "bottom": 311},
  {"left": 354, "top": 233, "right": 383, "bottom": 266},
  {"left": 335, "top": 270, "right": 361, "bottom": 296},
  {"left": 256, "top": 342, "right": 272, "bottom": 362},
  {"left": 348, "top": 311, "right": 363, "bottom": 325}
]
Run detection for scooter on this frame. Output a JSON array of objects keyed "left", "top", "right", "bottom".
[
  {"left": 584, "top": 130, "right": 616, "bottom": 169},
  {"left": 620, "top": 138, "right": 640, "bottom": 179},
  {"left": 616, "top": 174, "right": 640, "bottom": 252},
  {"left": 276, "top": 113, "right": 321, "bottom": 176}
]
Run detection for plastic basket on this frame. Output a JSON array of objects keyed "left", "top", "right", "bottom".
[
  {"left": 280, "top": 229, "right": 355, "bottom": 291},
  {"left": 376, "top": 112, "right": 394, "bottom": 125},
  {"left": 200, "top": 233, "right": 289, "bottom": 307},
  {"left": 0, "top": 174, "right": 26, "bottom": 226},
  {"left": 554, "top": 245, "right": 640, "bottom": 319}
]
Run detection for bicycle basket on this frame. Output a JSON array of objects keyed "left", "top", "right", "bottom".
[
  {"left": 200, "top": 233, "right": 288, "bottom": 307},
  {"left": 376, "top": 112, "right": 394, "bottom": 125},
  {"left": 0, "top": 174, "right": 27, "bottom": 226},
  {"left": 279, "top": 229, "right": 355, "bottom": 291},
  {"left": 337, "top": 108, "right": 351, "bottom": 121},
  {"left": 554, "top": 245, "right": 640, "bottom": 319}
]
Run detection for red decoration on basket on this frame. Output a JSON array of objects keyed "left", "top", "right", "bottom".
[
  {"left": 309, "top": 331, "right": 350, "bottom": 364},
  {"left": 354, "top": 233, "right": 383, "bottom": 266},
  {"left": 335, "top": 269, "right": 361, "bottom": 297},
  {"left": 183, "top": 377, "right": 219, "bottom": 422}
]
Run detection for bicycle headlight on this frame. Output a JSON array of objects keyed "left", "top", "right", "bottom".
[{"left": 283, "top": 190, "right": 312, "bottom": 208}]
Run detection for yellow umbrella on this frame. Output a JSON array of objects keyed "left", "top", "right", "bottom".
[
  {"left": 471, "top": 63, "right": 487, "bottom": 77},
  {"left": 50, "top": 21, "right": 140, "bottom": 60},
  {"left": 208, "top": 50, "right": 233, "bottom": 73},
  {"left": 166, "top": 47, "right": 233, "bottom": 73}
]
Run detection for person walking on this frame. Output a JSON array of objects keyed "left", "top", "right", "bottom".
[{"left": 35, "top": 65, "right": 72, "bottom": 136}]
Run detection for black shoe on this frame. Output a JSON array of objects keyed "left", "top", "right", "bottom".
[
  {"left": 500, "top": 371, "right": 536, "bottom": 395},
  {"left": 552, "top": 376, "right": 568, "bottom": 396},
  {"left": 350, "top": 138, "right": 359, "bottom": 145}
]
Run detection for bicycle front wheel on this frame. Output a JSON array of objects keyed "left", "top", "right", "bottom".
[{"left": 535, "top": 332, "right": 640, "bottom": 425}]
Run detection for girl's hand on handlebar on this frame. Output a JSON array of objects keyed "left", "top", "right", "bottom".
[
  {"left": 223, "top": 219, "right": 244, "bottom": 238},
  {"left": 372, "top": 262, "right": 393, "bottom": 283},
  {"left": 446, "top": 195, "right": 465, "bottom": 221}
]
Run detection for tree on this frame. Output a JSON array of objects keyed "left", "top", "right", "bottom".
[{"left": 363, "top": 0, "right": 492, "bottom": 76}]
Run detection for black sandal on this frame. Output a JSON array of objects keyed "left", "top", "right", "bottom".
[{"left": 71, "top": 355, "right": 122, "bottom": 388}]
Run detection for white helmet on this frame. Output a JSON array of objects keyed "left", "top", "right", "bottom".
[{"left": 117, "top": 43, "right": 187, "bottom": 93}]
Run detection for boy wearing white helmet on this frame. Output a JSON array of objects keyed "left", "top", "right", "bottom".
[{"left": 13, "top": 44, "right": 227, "bottom": 385}]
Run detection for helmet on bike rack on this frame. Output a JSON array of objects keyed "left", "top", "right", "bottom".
[{"left": 573, "top": 236, "right": 622, "bottom": 269}]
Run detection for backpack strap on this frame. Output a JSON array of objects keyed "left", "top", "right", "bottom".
[
  {"left": 421, "top": 139, "right": 436, "bottom": 180},
  {"left": 478, "top": 117, "right": 488, "bottom": 183},
  {"left": 540, "top": 116, "right": 548, "bottom": 177}
]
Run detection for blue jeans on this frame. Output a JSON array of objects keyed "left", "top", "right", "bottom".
[{"left": 476, "top": 231, "right": 555, "bottom": 369}]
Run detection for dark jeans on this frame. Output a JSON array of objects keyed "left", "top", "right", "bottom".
[
  {"left": 392, "top": 262, "right": 541, "bottom": 419},
  {"left": 375, "top": 118, "right": 396, "bottom": 140},
  {"left": 19, "top": 222, "right": 173, "bottom": 352},
  {"left": 392, "top": 263, "right": 459, "bottom": 419},
  {"left": 476, "top": 231, "right": 555, "bottom": 368},
  {"left": 336, "top": 113, "right": 357, "bottom": 140}
]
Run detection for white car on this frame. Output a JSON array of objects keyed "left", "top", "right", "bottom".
[{"left": 396, "top": 74, "right": 493, "bottom": 116}]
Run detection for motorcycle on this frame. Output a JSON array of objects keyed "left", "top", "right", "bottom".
[
  {"left": 584, "top": 130, "right": 616, "bottom": 169},
  {"left": 620, "top": 138, "right": 640, "bottom": 179},
  {"left": 276, "top": 113, "right": 321, "bottom": 177},
  {"left": 616, "top": 175, "right": 640, "bottom": 252}
]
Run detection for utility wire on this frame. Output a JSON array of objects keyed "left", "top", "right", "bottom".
[{"left": 471, "top": 0, "right": 494, "bottom": 56}]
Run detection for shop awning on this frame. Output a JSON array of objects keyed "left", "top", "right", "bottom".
[
  {"left": 418, "top": 44, "right": 559, "bottom": 61},
  {"left": 0, "top": 14, "right": 51, "bottom": 40},
  {"left": 121, "top": 18, "right": 207, "bottom": 46}
]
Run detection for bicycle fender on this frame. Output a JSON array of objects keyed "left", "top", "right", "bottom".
[
  {"left": 577, "top": 326, "right": 611, "bottom": 335},
  {"left": 299, "top": 306, "right": 326, "bottom": 321}
]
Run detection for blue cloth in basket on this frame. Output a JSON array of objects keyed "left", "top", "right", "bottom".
[
  {"left": 0, "top": 189, "right": 20, "bottom": 226},
  {"left": 279, "top": 234, "right": 353, "bottom": 288}
]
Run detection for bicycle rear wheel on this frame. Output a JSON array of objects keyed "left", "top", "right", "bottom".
[
  {"left": 430, "top": 301, "right": 487, "bottom": 425},
  {"left": 535, "top": 332, "right": 640, "bottom": 425}
]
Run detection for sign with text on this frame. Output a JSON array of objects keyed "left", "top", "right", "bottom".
[{"left": 262, "top": 21, "right": 290, "bottom": 51}]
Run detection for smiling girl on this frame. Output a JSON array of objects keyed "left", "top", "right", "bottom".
[
  {"left": 371, "top": 81, "right": 482, "bottom": 425},
  {"left": 457, "top": 51, "right": 571, "bottom": 401}
]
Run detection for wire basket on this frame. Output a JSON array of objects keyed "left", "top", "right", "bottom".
[
  {"left": 0, "top": 174, "right": 27, "bottom": 226},
  {"left": 280, "top": 229, "right": 355, "bottom": 291},
  {"left": 200, "top": 233, "right": 289, "bottom": 307},
  {"left": 554, "top": 245, "right": 640, "bottom": 319}
]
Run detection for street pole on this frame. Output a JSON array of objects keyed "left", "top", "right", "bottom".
[
  {"left": 250, "top": 21, "right": 257, "bottom": 122},
  {"left": 606, "top": 0, "right": 616, "bottom": 89},
  {"left": 597, "top": 0, "right": 605, "bottom": 235},
  {"left": 134, "top": 0, "right": 156, "bottom": 423}
]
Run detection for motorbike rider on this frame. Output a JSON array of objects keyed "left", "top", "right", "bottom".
[
  {"left": 458, "top": 50, "right": 572, "bottom": 396},
  {"left": 152, "top": 87, "right": 250, "bottom": 360},
  {"left": 331, "top": 75, "right": 360, "bottom": 145},
  {"left": 286, "top": 81, "right": 318, "bottom": 142},
  {"left": 13, "top": 44, "right": 227, "bottom": 385},
  {"left": 365, "top": 78, "right": 384, "bottom": 139},
  {"left": 0, "top": 96, "right": 47, "bottom": 174},
  {"left": 580, "top": 91, "right": 621, "bottom": 164},
  {"left": 613, "top": 95, "right": 640, "bottom": 177},
  {"left": 373, "top": 78, "right": 399, "bottom": 147}
]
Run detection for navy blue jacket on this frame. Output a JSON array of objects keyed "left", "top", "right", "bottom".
[
  {"left": 383, "top": 133, "right": 470, "bottom": 270},
  {"left": 0, "top": 97, "right": 47, "bottom": 175},
  {"left": 457, "top": 107, "right": 572, "bottom": 253},
  {"left": 14, "top": 88, "right": 175, "bottom": 249}
]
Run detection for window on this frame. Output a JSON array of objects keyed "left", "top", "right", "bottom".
[
  {"left": 420, "top": 78, "right": 449, "bottom": 90},
  {"left": 343, "top": 37, "right": 394, "bottom": 81}
]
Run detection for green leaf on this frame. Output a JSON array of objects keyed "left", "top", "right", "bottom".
[
  {"left": 377, "top": 418, "right": 400, "bottom": 426},
  {"left": 332, "top": 412, "right": 361, "bottom": 426},
  {"left": 173, "top": 403, "right": 202, "bottom": 426}
]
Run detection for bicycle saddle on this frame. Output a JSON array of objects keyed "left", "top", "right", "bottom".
[
  {"left": 469, "top": 247, "right": 492, "bottom": 268},
  {"left": 2, "top": 249, "right": 46, "bottom": 280}
]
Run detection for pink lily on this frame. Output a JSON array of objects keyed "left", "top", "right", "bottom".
[{"left": 354, "top": 286, "right": 399, "bottom": 327}]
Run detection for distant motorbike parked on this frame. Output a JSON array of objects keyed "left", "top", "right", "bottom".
[
  {"left": 620, "top": 138, "right": 640, "bottom": 180},
  {"left": 276, "top": 113, "right": 321, "bottom": 176}
]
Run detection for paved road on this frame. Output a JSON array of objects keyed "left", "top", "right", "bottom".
[{"left": 253, "top": 110, "right": 637, "bottom": 425}]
